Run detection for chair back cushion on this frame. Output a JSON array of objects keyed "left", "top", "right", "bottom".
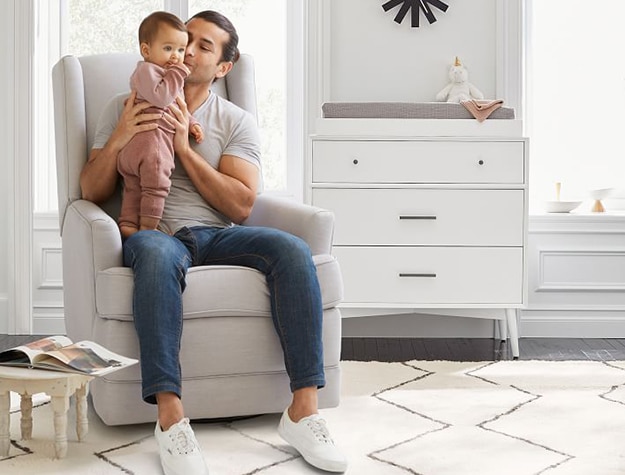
[{"left": 52, "top": 52, "right": 257, "bottom": 231}]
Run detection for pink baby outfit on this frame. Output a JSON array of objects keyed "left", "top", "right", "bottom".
[{"left": 117, "top": 61, "right": 199, "bottom": 232}]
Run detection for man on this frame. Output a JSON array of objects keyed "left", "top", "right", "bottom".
[{"left": 80, "top": 10, "right": 348, "bottom": 475}]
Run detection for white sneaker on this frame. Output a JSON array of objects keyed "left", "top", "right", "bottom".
[
  {"left": 278, "top": 409, "right": 348, "bottom": 473},
  {"left": 154, "top": 418, "right": 209, "bottom": 475}
]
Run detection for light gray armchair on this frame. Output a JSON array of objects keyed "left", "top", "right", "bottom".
[{"left": 52, "top": 53, "right": 343, "bottom": 426}]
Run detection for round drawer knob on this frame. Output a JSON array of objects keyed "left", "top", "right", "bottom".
[
  {"left": 478, "top": 159, "right": 484, "bottom": 165},
  {"left": 352, "top": 159, "right": 359, "bottom": 165}
]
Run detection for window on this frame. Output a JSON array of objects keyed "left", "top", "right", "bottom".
[
  {"left": 63, "top": 0, "right": 163, "bottom": 55},
  {"left": 34, "top": 0, "right": 294, "bottom": 213},
  {"left": 189, "top": 0, "right": 287, "bottom": 193},
  {"left": 526, "top": 0, "right": 625, "bottom": 211}
]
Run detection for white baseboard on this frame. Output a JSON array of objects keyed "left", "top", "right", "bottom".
[
  {"left": 520, "top": 309, "right": 625, "bottom": 338},
  {"left": 32, "top": 307, "right": 66, "bottom": 335}
]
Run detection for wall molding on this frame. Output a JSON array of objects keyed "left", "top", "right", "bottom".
[
  {"left": 529, "top": 213, "right": 625, "bottom": 235},
  {"left": 33, "top": 213, "right": 64, "bottom": 334},
  {"left": 286, "top": 0, "right": 306, "bottom": 202},
  {"left": 37, "top": 245, "right": 63, "bottom": 290},
  {"left": 496, "top": 0, "right": 524, "bottom": 117},
  {"left": 536, "top": 249, "right": 625, "bottom": 292},
  {"left": 32, "top": 307, "right": 65, "bottom": 335},
  {"left": 306, "top": 0, "right": 330, "bottom": 131},
  {"left": 8, "top": 0, "right": 34, "bottom": 334}
]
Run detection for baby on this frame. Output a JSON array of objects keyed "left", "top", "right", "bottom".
[{"left": 117, "top": 11, "right": 203, "bottom": 238}]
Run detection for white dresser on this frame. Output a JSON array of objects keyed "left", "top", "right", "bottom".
[{"left": 309, "top": 135, "right": 529, "bottom": 357}]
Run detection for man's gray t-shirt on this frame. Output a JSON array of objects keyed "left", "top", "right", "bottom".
[{"left": 92, "top": 91, "right": 262, "bottom": 234}]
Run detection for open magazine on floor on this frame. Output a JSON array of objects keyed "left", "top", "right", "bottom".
[{"left": 0, "top": 336, "right": 138, "bottom": 376}]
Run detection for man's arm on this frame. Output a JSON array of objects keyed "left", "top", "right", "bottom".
[
  {"left": 166, "top": 97, "right": 260, "bottom": 224},
  {"left": 80, "top": 91, "right": 161, "bottom": 203},
  {"left": 180, "top": 149, "right": 259, "bottom": 224}
]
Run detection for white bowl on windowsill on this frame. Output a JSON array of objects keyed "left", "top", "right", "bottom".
[
  {"left": 589, "top": 188, "right": 614, "bottom": 201},
  {"left": 543, "top": 200, "right": 583, "bottom": 213}
]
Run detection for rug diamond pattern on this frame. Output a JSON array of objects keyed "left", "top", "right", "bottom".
[{"left": 3, "top": 360, "right": 625, "bottom": 474}]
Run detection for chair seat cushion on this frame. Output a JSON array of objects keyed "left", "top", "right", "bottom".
[{"left": 95, "top": 254, "right": 342, "bottom": 320}]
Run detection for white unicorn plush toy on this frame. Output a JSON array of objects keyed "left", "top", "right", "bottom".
[{"left": 436, "top": 57, "right": 484, "bottom": 103}]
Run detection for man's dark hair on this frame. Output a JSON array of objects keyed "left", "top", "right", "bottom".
[
  {"left": 189, "top": 10, "right": 240, "bottom": 64},
  {"left": 139, "top": 11, "right": 187, "bottom": 45}
]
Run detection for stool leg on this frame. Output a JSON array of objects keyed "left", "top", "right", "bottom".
[
  {"left": 0, "top": 391, "right": 9, "bottom": 457},
  {"left": 50, "top": 395, "right": 69, "bottom": 459},
  {"left": 75, "top": 383, "right": 89, "bottom": 442},
  {"left": 20, "top": 393, "right": 33, "bottom": 440}
]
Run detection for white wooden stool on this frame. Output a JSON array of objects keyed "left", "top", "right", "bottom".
[{"left": 0, "top": 366, "right": 93, "bottom": 459}]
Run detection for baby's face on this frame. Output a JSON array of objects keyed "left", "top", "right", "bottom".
[{"left": 143, "top": 24, "right": 188, "bottom": 68}]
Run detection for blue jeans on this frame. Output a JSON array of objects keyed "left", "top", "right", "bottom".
[{"left": 122, "top": 226, "right": 325, "bottom": 404}]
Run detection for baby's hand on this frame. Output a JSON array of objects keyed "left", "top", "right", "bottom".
[{"left": 191, "top": 123, "right": 204, "bottom": 143}]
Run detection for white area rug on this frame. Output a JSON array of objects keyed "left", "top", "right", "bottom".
[{"left": 3, "top": 360, "right": 625, "bottom": 474}]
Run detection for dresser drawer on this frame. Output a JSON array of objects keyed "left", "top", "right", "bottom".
[
  {"left": 313, "top": 188, "right": 524, "bottom": 246},
  {"left": 334, "top": 246, "right": 523, "bottom": 305},
  {"left": 312, "top": 140, "right": 524, "bottom": 184}
]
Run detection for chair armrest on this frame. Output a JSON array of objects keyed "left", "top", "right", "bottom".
[
  {"left": 243, "top": 194, "right": 335, "bottom": 256},
  {"left": 62, "top": 199, "right": 123, "bottom": 270},
  {"left": 61, "top": 199, "right": 123, "bottom": 341}
]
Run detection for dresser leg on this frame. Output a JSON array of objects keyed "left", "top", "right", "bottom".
[
  {"left": 497, "top": 319, "right": 507, "bottom": 342},
  {"left": 505, "top": 308, "right": 520, "bottom": 359}
]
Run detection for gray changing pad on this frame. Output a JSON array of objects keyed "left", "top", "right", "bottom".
[{"left": 322, "top": 102, "right": 515, "bottom": 120}]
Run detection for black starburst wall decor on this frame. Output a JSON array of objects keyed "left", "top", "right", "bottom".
[{"left": 382, "top": 0, "right": 449, "bottom": 28}]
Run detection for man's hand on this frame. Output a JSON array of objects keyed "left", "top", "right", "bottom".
[
  {"left": 80, "top": 91, "right": 160, "bottom": 203},
  {"left": 164, "top": 95, "right": 192, "bottom": 157},
  {"left": 113, "top": 90, "right": 161, "bottom": 150}
]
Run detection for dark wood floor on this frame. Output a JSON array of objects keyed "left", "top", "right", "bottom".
[
  {"left": 340, "top": 337, "right": 625, "bottom": 361},
  {"left": 3, "top": 334, "right": 625, "bottom": 362}
]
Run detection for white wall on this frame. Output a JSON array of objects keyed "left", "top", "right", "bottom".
[{"left": 327, "top": 0, "right": 498, "bottom": 103}]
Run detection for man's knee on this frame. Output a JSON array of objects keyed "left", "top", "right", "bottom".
[
  {"left": 123, "top": 231, "right": 185, "bottom": 269},
  {"left": 272, "top": 231, "right": 313, "bottom": 266}
]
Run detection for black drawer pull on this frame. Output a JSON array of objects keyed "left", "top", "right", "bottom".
[
  {"left": 399, "top": 273, "right": 437, "bottom": 278},
  {"left": 399, "top": 215, "right": 437, "bottom": 220}
]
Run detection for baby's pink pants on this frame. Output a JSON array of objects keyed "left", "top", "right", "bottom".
[{"left": 117, "top": 128, "right": 175, "bottom": 230}]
